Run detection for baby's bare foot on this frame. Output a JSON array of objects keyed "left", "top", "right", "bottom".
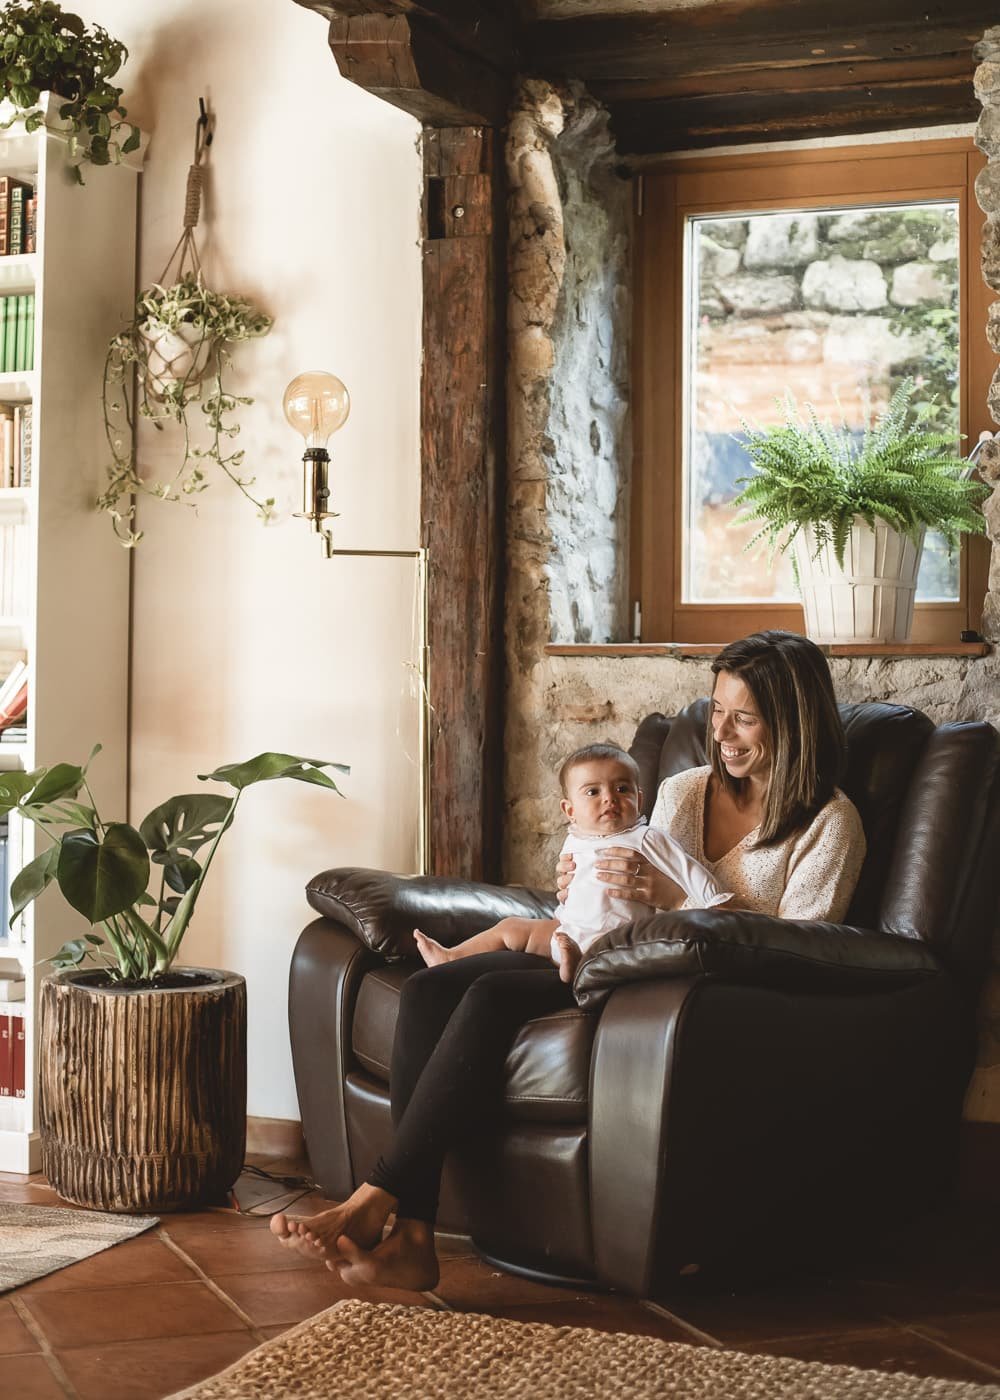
[
  {"left": 333, "top": 1218, "right": 440, "bottom": 1291},
  {"left": 413, "top": 929, "right": 453, "bottom": 967},
  {"left": 269, "top": 1183, "right": 396, "bottom": 1263},
  {"left": 555, "top": 932, "right": 582, "bottom": 985}
]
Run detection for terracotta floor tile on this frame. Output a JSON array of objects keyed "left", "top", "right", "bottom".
[
  {"left": 0, "top": 1297, "right": 40, "bottom": 1354},
  {"left": 160, "top": 1221, "right": 315, "bottom": 1277},
  {"left": 0, "top": 1353, "right": 67, "bottom": 1398},
  {"left": 434, "top": 1254, "right": 597, "bottom": 1311},
  {"left": 21, "top": 1279, "right": 247, "bottom": 1349},
  {"left": 662, "top": 1279, "right": 881, "bottom": 1344},
  {"left": 0, "top": 1181, "right": 68, "bottom": 1206},
  {"left": 746, "top": 1326, "right": 1000, "bottom": 1384},
  {"left": 212, "top": 1267, "right": 431, "bottom": 1328},
  {"left": 489, "top": 1296, "right": 704, "bottom": 1342},
  {"left": 23, "top": 1233, "right": 198, "bottom": 1295},
  {"left": 56, "top": 1329, "right": 261, "bottom": 1400},
  {"left": 157, "top": 1210, "right": 271, "bottom": 1238},
  {"left": 909, "top": 1312, "right": 1000, "bottom": 1371},
  {"left": 847, "top": 1276, "right": 1000, "bottom": 1324}
]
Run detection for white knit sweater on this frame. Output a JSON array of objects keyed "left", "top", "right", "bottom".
[{"left": 649, "top": 766, "right": 866, "bottom": 922}]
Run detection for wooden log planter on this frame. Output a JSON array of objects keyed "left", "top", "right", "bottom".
[{"left": 39, "top": 968, "right": 246, "bottom": 1213}]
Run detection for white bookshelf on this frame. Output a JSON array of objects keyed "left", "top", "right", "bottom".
[{"left": 0, "top": 115, "right": 142, "bottom": 1173}]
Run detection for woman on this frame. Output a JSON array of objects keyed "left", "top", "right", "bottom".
[{"left": 271, "top": 630, "right": 866, "bottom": 1289}]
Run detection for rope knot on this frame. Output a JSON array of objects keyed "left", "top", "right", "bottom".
[{"left": 183, "top": 164, "right": 204, "bottom": 230}]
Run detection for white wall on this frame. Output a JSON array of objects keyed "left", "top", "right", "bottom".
[{"left": 83, "top": 0, "right": 423, "bottom": 1119}]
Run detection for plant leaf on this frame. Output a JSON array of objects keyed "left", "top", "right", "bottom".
[
  {"left": 0, "top": 768, "right": 45, "bottom": 815},
  {"left": 139, "top": 793, "right": 232, "bottom": 861},
  {"left": 57, "top": 824, "right": 150, "bottom": 924},
  {"left": 26, "top": 763, "right": 87, "bottom": 808},
  {"left": 198, "top": 753, "right": 349, "bottom": 792},
  {"left": 9, "top": 845, "right": 60, "bottom": 925},
  {"left": 163, "top": 855, "right": 201, "bottom": 894}
]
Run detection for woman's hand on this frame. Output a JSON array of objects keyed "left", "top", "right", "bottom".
[
  {"left": 594, "top": 848, "right": 684, "bottom": 909},
  {"left": 555, "top": 852, "right": 576, "bottom": 905}
]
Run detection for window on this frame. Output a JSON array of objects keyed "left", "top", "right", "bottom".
[{"left": 631, "top": 139, "right": 991, "bottom": 644}]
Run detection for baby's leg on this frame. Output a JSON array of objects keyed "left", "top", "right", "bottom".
[
  {"left": 414, "top": 917, "right": 558, "bottom": 968},
  {"left": 552, "top": 932, "right": 583, "bottom": 984}
]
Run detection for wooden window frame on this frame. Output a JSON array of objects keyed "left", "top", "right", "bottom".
[{"left": 631, "top": 137, "right": 991, "bottom": 645}]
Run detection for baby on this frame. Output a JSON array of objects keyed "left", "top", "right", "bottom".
[{"left": 414, "top": 743, "right": 731, "bottom": 983}]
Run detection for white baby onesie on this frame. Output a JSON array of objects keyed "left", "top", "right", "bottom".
[{"left": 553, "top": 817, "right": 732, "bottom": 960}]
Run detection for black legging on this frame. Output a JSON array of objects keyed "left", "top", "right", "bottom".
[{"left": 367, "top": 950, "right": 575, "bottom": 1223}]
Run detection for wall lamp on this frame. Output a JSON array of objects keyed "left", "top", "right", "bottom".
[{"left": 282, "top": 371, "right": 431, "bottom": 874}]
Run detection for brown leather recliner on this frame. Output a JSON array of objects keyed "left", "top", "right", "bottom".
[{"left": 288, "top": 700, "right": 1000, "bottom": 1296}]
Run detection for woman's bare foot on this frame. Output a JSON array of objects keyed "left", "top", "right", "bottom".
[
  {"left": 333, "top": 1218, "right": 440, "bottom": 1291},
  {"left": 554, "top": 932, "right": 582, "bottom": 984},
  {"left": 413, "top": 929, "right": 454, "bottom": 967},
  {"left": 269, "top": 1182, "right": 396, "bottom": 1263}
]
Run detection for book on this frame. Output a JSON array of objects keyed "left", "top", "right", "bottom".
[
  {"left": 0, "top": 979, "right": 24, "bottom": 1001},
  {"left": 0, "top": 678, "right": 27, "bottom": 729},
  {"left": 0, "top": 1015, "right": 10, "bottom": 1097},
  {"left": 12, "top": 1012, "right": 24, "bottom": 1097},
  {"left": 14, "top": 296, "right": 26, "bottom": 373},
  {"left": 19, "top": 403, "right": 32, "bottom": 486},
  {"left": 1, "top": 298, "right": 14, "bottom": 373},
  {"left": 0, "top": 177, "right": 33, "bottom": 259},
  {"left": 9, "top": 186, "right": 26, "bottom": 257},
  {"left": 25, "top": 196, "right": 36, "bottom": 255},
  {"left": 0, "top": 659, "right": 26, "bottom": 711},
  {"left": 0, "top": 407, "right": 12, "bottom": 488},
  {"left": 24, "top": 294, "right": 34, "bottom": 371}
]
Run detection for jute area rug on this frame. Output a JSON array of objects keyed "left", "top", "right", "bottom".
[
  {"left": 0, "top": 1201, "right": 158, "bottom": 1292},
  {"left": 166, "top": 1299, "right": 1000, "bottom": 1400}
]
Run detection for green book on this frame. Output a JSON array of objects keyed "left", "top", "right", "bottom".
[
  {"left": 13, "top": 296, "right": 25, "bottom": 373},
  {"left": 24, "top": 294, "right": 33, "bottom": 371},
  {"left": 0, "top": 298, "right": 13, "bottom": 373}
]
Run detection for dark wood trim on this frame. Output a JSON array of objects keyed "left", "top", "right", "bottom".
[
  {"left": 295, "top": 0, "right": 519, "bottom": 74},
  {"left": 527, "top": 2, "right": 997, "bottom": 83},
  {"left": 421, "top": 127, "right": 505, "bottom": 879},
  {"left": 327, "top": 12, "right": 510, "bottom": 126},
  {"left": 246, "top": 1116, "right": 306, "bottom": 1162},
  {"left": 545, "top": 643, "right": 991, "bottom": 658}
]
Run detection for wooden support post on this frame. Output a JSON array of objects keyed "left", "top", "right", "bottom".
[{"left": 421, "top": 126, "right": 505, "bottom": 879}]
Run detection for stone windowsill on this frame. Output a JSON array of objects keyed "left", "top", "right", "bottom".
[{"left": 545, "top": 642, "right": 991, "bottom": 659}]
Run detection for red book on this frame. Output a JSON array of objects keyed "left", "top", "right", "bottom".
[
  {"left": 12, "top": 1013, "right": 25, "bottom": 1097},
  {"left": 0, "top": 677, "right": 27, "bottom": 730},
  {"left": 0, "top": 1015, "right": 11, "bottom": 1097}
]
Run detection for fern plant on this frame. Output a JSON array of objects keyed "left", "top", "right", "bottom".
[{"left": 732, "top": 379, "right": 988, "bottom": 570}]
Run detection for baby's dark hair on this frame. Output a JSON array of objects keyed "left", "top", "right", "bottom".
[{"left": 558, "top": 743, "right": 640, "bottom": 797}]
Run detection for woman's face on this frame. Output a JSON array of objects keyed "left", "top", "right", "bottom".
[{"left": 711, "top": 671, "right": 771, "bottom": 784}]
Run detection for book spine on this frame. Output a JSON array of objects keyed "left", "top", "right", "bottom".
[
  {"left": 14, "top": 296, "right": 25, "bottom": 373},
  {"left": 1, "top": 298, "right": 13, "bottom": 374},
  {"left": 25, "top": 295, "right": 34, "bottom": 371},
  {"left": 0, "top": 1014, "right": 10, "bottom": 1098},
  {"left": 9, "top": 186, "right": 25, "bottom": 257},
  {"left": 0, "top": 409, "right": 12, "bottom": 489},
  {"left": 0, "top": 176, "right": 10, "bottom": 259},
  {"left": 20, "top": 403, "right": 32, "bottom": 486},
  {"left": 12, "top": 405, "right": 21, "bottom": 488},
  {"left": 12, "top": 1011, "right": 24, "bottom": 1097},
  {"left": 25, "top": 196, "right": 36, "bottom": 255}
]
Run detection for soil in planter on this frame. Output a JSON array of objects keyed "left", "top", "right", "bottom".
[{"left": 67, "top": 968, "right": 223, "bottom": 992}]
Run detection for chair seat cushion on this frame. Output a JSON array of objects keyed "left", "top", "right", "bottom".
[{"left": 350, "top": 965, "right": 597, "bottom": 1124}]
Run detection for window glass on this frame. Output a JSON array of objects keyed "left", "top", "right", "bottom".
[{"left": 683, "top": 202, "right": 961, "bottom": 604}]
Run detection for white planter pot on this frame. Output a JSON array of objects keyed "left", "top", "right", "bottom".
[
  {"left": 139, "top": 319, "right": 214, "bottom": 399},
  {"left": 793, "top": 518, "right": 925, "bottom": 643}
]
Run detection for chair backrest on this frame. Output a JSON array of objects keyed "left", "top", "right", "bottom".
[{"left": 630, "top": 698, "right": 1000, "bottom": 991}]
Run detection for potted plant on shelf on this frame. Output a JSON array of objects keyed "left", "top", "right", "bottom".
[
  {"left": 100, "top": 275, "right": 274, "bottom": 546},
  {"left": 0, "top": 746, "right": 347, "bottom": 1213},
  {"left": 0, "top": 0, "right": 139, "bottom": 181},
  {"left": 732, "top": 378, "right": 989, "bottom": 642}
]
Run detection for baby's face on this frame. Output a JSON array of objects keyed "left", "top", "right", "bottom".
[{"left": 561, "top": 759, "right": 642, "bottom": 835}]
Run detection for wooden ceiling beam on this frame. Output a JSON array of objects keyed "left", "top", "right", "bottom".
[
  {"left": 590, "top": 51, "right": 974, "bottom": 103},
  {"left": 294, "top": 0, "right": 520, "bottom": 75},
  {"left": 527, "top": 0, "right": 999, "bottom": 82},
  {"left": 610, "top": 75, "right": 980, "bottom": 155},
  {"left": 327, "top": 12, "right": 511, "bottom": 126}
]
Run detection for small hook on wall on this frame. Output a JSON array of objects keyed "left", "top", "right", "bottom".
[{"left": 197, "top": 96, "right": 215, "bottom": 149}]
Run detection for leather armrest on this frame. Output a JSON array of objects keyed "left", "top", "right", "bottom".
[
  {"left": 573, "top": 906, "right": 942, "bottom": 1008},
  {"left": 306, "top": 867, "right": 558, "bottom": 960}
]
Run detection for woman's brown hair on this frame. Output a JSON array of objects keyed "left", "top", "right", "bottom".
[{"left": 708, "top": 630, "right": 846, "bottom": 844}]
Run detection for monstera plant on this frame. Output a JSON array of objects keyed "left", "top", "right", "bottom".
[
  {"left": 0, "top": 746, "right": 349, "bottom": 1215},
  {"left": 1, "top": 746, "right": 346, "bottom": 982}
]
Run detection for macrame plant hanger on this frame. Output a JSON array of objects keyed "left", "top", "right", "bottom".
[{"left": 157, "top": 97, "right": 213, "bottom": 289}]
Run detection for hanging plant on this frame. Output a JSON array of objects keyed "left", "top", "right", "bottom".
[
  {"left": 0, "top": 1, "right": 139, "bottom": 181},
  {"left": 99, "top": 106, "right": 274, "bottom": 546}
]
